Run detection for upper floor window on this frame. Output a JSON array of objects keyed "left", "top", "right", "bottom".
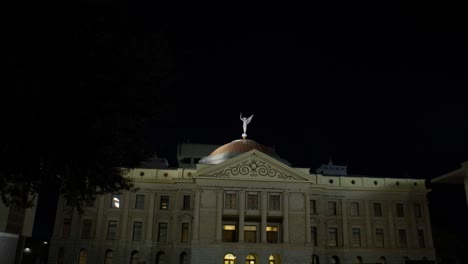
[
  {"left": 181, "top": 223, "right": 189, "bottom": 242},
  {"left": 328, "top": 201, "right": 337, "bottom": 216},
  {"left": 269, "top": 194, "right": 281, "bottom": 211},
  {"left": 81, "top": 219, "right": 92, "bottom": 239},
  {"left": 311, "top": 226, "right": 317, "bottom": 246},
  {"left": 414, "top": 203, "right": 422, "bottom": 218},
  {"left": 375, "top": 228, "right": 384, "bottom": 248},
  {"left": 310, "top": 199, "right": 317, "bottom": 214},
  {"left": 328, "top": 227, "right": 337, "bottom": 247},
  {"left": 160, "top": 196, "right": 169, "bottom": 210},
  {"left": 111, "top": 194, "right": 120, "bottom": 208},
  {"left": 183, "top": 195, "right": 191, "bottom": 210},
  {"left": 158, "top": 223, "right": 168, "bottom": 242},
  {"left": 247, "top": 193, "right": 259, "bottom": 210},
  {"left": 396, "top": 203, "right": 405, "bottom": 217},
  {"left": 351, "top": 228, "right": 361, "bottom": 247},
  {"left": 350, "top": 202, "right": 359, "bottom": 216},
  {"left": 107, "top": 221, "right": 117, "bottom": 240},
  {"left": 373, "top": 203, "right": 382, "bottom": 217},
  {"left": 133, "top": 222, "right": 142, "bottom": 241},
  {"left": 61, "top": 218, "right": 71, "bottom": 239},
  {"left": 225, "top": 193, "right": 237, "bottom": 209},
  {"left": 135, "top": 195, "right": 144, "bottom": 209},
  {"left": 398, "top": 229, "right": 408, "bottom": 248}
]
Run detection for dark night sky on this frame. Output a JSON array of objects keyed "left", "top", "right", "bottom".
[{"left": 7, "top": 3, "right": 468, "bottom": 242}]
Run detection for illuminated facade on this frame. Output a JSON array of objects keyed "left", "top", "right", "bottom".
[{"left": 48, "top": 139, "right": 436, "bottom": 264}]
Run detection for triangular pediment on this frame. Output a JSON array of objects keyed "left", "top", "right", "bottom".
[{"left": 195, "top": 150, "right": 311, "bottom": 182}]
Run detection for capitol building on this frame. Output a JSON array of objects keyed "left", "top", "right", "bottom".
[{"left": 48, "top": 127, "right": 436, "bottom": 264}]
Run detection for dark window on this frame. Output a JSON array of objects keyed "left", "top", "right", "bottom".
[
  {"left": 57, "top": 248, "right": 64, "bottom": 264},
  {"left": 183, "top": 195, "right": 191, "bottom": 210},
  {"left": 352, "top": 228, "right": 361, "bottom": 247},
  {"left": 399, "top": 229, "right": 407, "bottom": 248},
  {"left": 160, "top": 196, "right": 169, "bottom": 210},
  {"left": 61, "top": 218, "right": 71, "bottom": 238},
  {"left": 311, "top": 226, "right": 317, "bottom": 246},
  {"left": 247, "top": 194, "right": 259, "bottom": 210},
  {"left": 222, "top": 225, "right": 237, "bottom": 242},
  {"left": 414, "top": 203, "right": 422, "bottom": 218},
  {"left": 266, "top": 226, "right": 279, "bottom": 243},
  {"left": 375, "top": 229, "right": 384, "bottom": 248},
  {"left": 269, "top": 195, "right": 281, "bottom": 210},
  {"left": 158, "top": 223, "right": 168, "bottom": 242},
  {"left": 107, "top": 221, "right": 117, "bottom": 240},
  {"left": 181, "top": 223, "right": 189, "bottom": 242},
  {"left": 244, "top": 225, "right": 257, "bottom": 243},
  {"left": 417, "top": 229, "right": 426, "bottom": 248},
  {"left": 374, "top": 203, "right": 382, "bottom": 217},
  {"left": 133, "top": 222, "right": 142, "bottom": 241},
  {"left": 225, "top": 193, "right": 237, "bottom": 209},
  {"left": 396, "top": 203, "right": 405, "bottom": 217},
  {"left": 328, "top": 228, "right": 337, "bottom": 247},
  {"left": 310, "top": 200, "right": 317, "bottom": 214},
  {"left": 350, "top": 202, "right": 359, "bottom": 216},
  {"left": 81, "top": 219, "right": 92, "bottom": 239},
  {"left": 135, "top": 195, "right": 144, "bottom": 209},
  {"left": 328, "top": 201, "right": 337, "bottom": 216}
]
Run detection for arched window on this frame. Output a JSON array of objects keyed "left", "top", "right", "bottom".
[
  {"left": 78, "top": 249, "right": 87, "bottom": 264},
  {"left": 57, "top": 248, "right": 64, "bottom": 264},
  {"left": 224, "top": 253, "right": 236, "bottom": 264},
  {"left": 246, "top": 254, "right": 256, "bottom": 264},
  {"left": 378, "top": 256, "right": 386, "bottom": 264},
  {"left": 269, "top": 255, "right": 275, "bottom": 264},
  {"left": 131, "top": 251, "right": 139, "bottom": 264},
  {"left": 180, "top": 252, "right": 188, "bottom": 264},
  {"left": 104, "top": 250, "right": 113, "bottom": 264},
  {"left": 330, "top": 256, "right": 340, "bottom": 264},
  {"left": 354, "top": 256, "right": 362, "bottom": 264},
  {"left": 312, "top": 254, "right": 319, "bottom": 264},
  {"left": 156, "top": 252, "right": 167, "bottom": 264}
]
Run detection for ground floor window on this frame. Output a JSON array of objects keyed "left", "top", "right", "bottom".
[
  {"left": 104, "top": 250, "right": 112, "bottom": 264},
  {"left": 224, "top": 253, "right": 236, "bottom": 264},
  {"left": 78, "top": 249, "right": 87, "bottom": 264}
]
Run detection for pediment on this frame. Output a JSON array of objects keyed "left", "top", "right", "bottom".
[{"left": 195, "top": 150, "right": 311, "bottom": 182}]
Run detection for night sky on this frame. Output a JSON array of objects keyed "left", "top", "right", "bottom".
[{"left": 7, "top": 3, "right": 468, "bottom": 250}]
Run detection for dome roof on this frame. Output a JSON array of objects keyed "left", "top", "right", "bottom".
[{"left": 199, "top": 139, "right": 289, "bottom": 165}]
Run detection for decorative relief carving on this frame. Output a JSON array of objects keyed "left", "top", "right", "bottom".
[{"left": 210, "top": 158, "right": 294, "bottom": 180}]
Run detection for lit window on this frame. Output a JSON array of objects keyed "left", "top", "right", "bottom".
[
  {"left": 160, "top": 196, "right": 169, "bottom": 210},
  {"left": 246, "top": 254, "right": 256, "bottom": 264},
  {"left": 266, "top": 226, "right": 279, "bottom": 243},
  {"left": 111, "top": 194, "right": 120, "bottom": 208},
  {"left": 244, "top": 225, "right": 257, "bottom": 243},
  {"left": 223, "top": 253, "right": 236, "bottom": 264},
  {"left": 222, "top": 225, "right": 237, "bottom": 242}
]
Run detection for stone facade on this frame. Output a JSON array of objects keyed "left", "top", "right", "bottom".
[{"left": 48, "top": 149, "right": 435, "bottom": 264}]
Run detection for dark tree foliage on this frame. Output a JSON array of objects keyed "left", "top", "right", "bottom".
[{"left": 2, "top": 4, "right": 174, "bottom": 210}]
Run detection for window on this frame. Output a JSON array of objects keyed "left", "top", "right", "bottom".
[
  {"left": 269, "top": 194, "right": 281, "bottom": 210},
  {"left": 130, "top": 251, "right": 139, "bottom": 264},
  {"left": 269, "top": 255, "right": 276, "bottom": 264},
  {"left": 396, "top": 203, "right": 405, "bottom": 217},
  {"left": 78, "top": 249, "right": 87, "bottom": 264},
  {"left": 328, "top": 228, "right": 338, "bottom": 247},
  {"left": 246, "top": 254, "right": 256, "bottom": 264},
  {"left": 244, "top": 225, "right": 257, "bottom": 243},
  {"left": 180, "top": 252, "right": 188, "bottom": 264},
  {"left": 225, "top": 193, "right": 237, "bottom": 209},
  {"left": 104, "top": 250, "right": 113, "bottom": 264},
  {"left": 158, "top": 223, "right": 168, "bottom": 242},
  {"left": 352, "top": 228, "right": 361, "bottom": 247},
  {"left": 375, "top": 229, "right": 384, "bottom": 248},
  {"left": 183, "top": 195, "right": 191, "bottom": 210},
  {"left": 266, "top": 226, "right": 279, "bottom": 243},
  {"left": 374, "top": 203, "right": 382, "bottom": 217},
  {"left": 181, "top": 223, "right": 189, "bottom": 242},
  {"left": 398, "top": 229, "right": 407, "bottom": 248},
  {"left": 414, "top": 203, "right": 422, "bottom": 218},
  {"left": 57, "top": 248, "right": 64, "bottom": 264},
  {"left": 81, "top": 219, "right": 92, "bottom": 239},
  {"left": 135, "top": 195, "right": 144, "bottom": 209},
  {"left": 107, "top": 221, "right": 117, "bottom": 240},
  {"left": 223, "top": 225, "right": 237, "bottom": 242},
  {"left": 160, "top": 196, "right": 169, "bottom": 210},
  {"left": 310, "top": 200, "right": 317, "bottom": 214},
  {"left": 133, "top": 222, "right": 142, "bottom": 241},
  {"left": 417, "top": 229, "right": 426, "bottom": 248},
  {"left": 328, "top": 201, "right": 337, "bottom": 216},
  {"left": 311, "top": 226, "right": 317, "bottom": 246},
  {"left": 61, "top": 218, "right": 71, "bottom": 238},
  {"left": 224, "top": 253, "right": 236, "bottom": 264},
  {"left": 110, "top": 194, "right": 120, "bottom": 208},
  {"left": 247, "top": 193, "right": 258, "bottom": 210},
  {"left": 350, "top": 202, "right": 359, "bottom": 216}
]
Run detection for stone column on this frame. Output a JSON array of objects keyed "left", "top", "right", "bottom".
[
  {"left": 364, "top": 200, "right": 372, "bottom": 247},
  {"left": 305, "top": 195, "right": 311, "bottom": 244},
  {"left": 238, "top": 191, "right": 245, "bottom": 242},
  {"left": 95, "top": 196, "right": 105, "bottom": 239},
  {"left": 216, "top": 190, "right": 223, "bottom": 241},
  {"left": 261, "top": 191, "right": 267, "bottom": 243},
  {"left": 341, "top": 200, "right": 349, "bottom": 247},
  {"left": 146, "top": 193, "right": 155, "bottom": 241},
  {"left": 423, "top": 201, "right": 434, "bottom": 248},
  {"left": 283, "top": 192, "right": 289, "bottom": 243},
  {"left": 192, "top": 189, "right": 201, "bottom": 241},
  {"left": 120, "top": 192, "right": 130, "bottom": 240},
  {"left": 388, "top": 202, "right": 396, "bottom": 248}
]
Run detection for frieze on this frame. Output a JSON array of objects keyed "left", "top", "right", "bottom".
[{"left": 209, "top": 158, "right": 294, "bottom": 180}]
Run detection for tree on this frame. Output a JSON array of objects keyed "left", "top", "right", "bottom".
[{"left": 2, "top": 3, "right": 174, "bottom": 210}]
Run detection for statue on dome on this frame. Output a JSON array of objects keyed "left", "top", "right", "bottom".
[{"left": 240, "top": 113, "right": 253, "bottom": 139}]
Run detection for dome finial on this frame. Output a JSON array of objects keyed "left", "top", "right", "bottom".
[{"left": 240, "top": 113, "right": 254, "bottom": 139}]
